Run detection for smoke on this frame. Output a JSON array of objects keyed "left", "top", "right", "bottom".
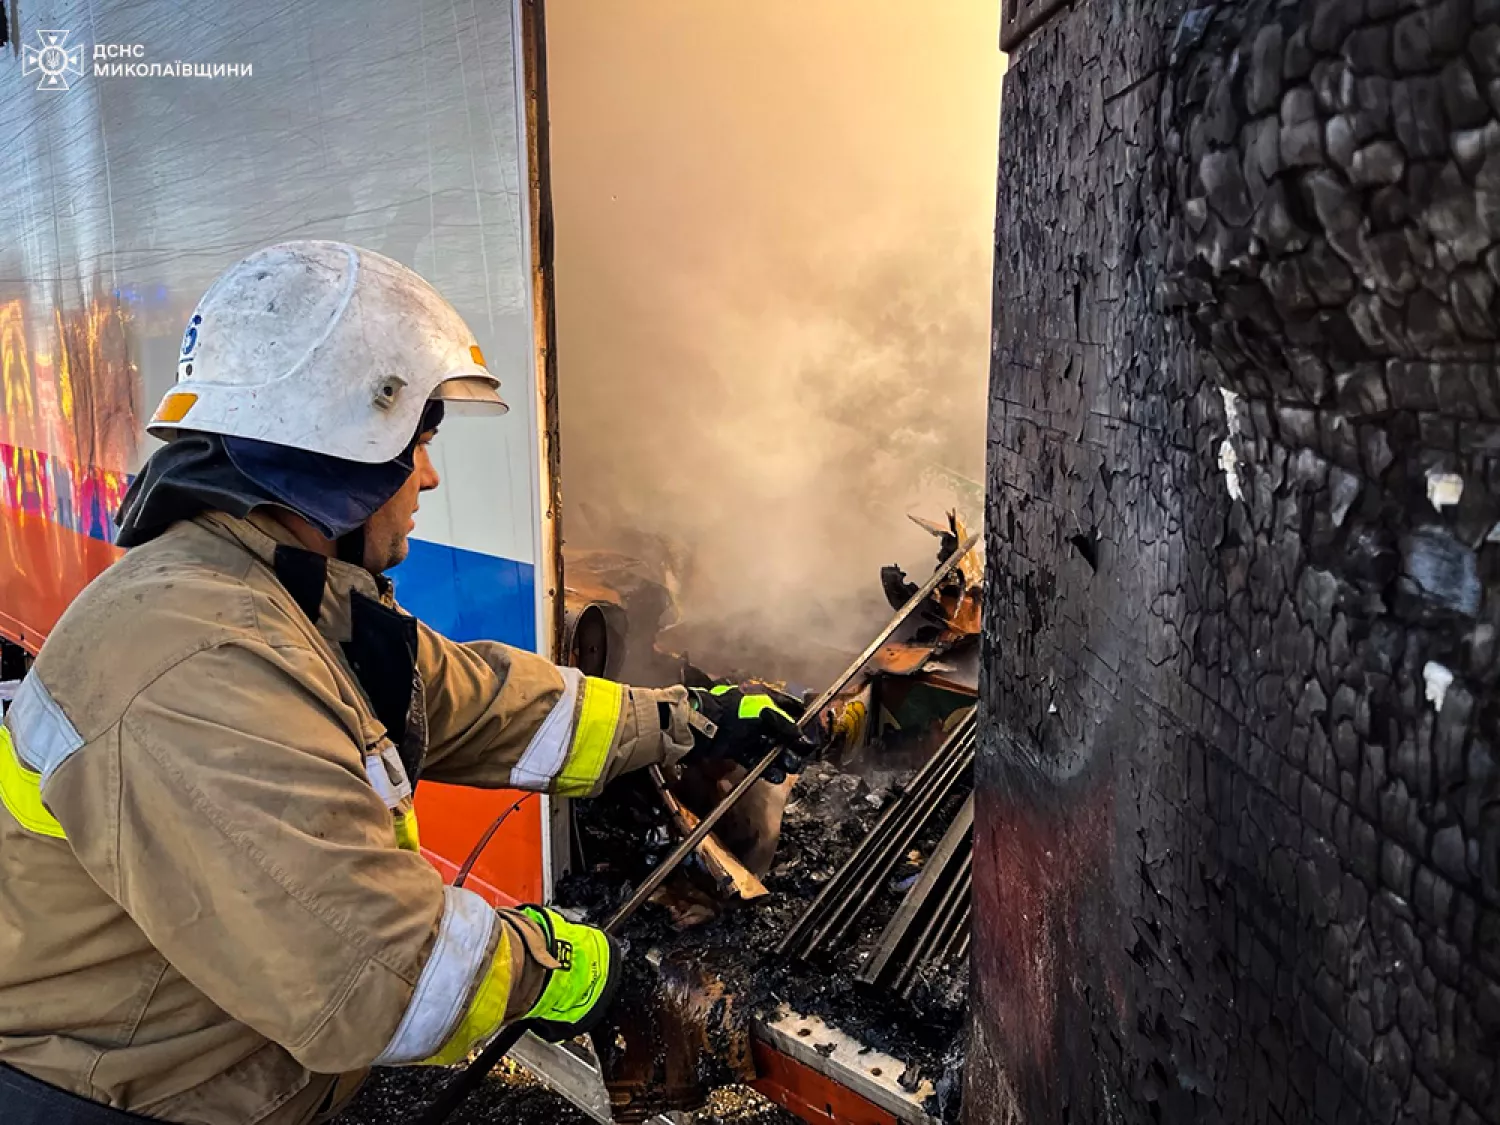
[{"left": 548, "top": 1, "right": 1005, "bottom": 685}]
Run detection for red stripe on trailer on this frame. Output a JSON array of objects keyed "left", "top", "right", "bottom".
[
  {"left": 750, "top": 1039, "right": 903, "bottom": 1125},
  {"left": 0, "top": 509, "right": 122, "bottom": 654}
]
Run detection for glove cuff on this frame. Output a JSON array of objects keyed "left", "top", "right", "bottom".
[{"left": 517, "top": 906, "right": 622, "bottom": 1043}]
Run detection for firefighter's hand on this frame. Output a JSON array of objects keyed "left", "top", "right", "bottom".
[
  {"left": 684, "top": 686, "right": 817, "bottom": 785},
  {"left": 516, "top": 906, "right": 622, "bottom": 1043}
]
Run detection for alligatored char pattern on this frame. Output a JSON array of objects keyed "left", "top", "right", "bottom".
[{"left": 974, "top": 0, "right": 1500, "bottom": 1121}]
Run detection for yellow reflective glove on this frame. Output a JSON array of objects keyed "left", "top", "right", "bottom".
[{"left": 518, "top": 905, "right": 622, "bottom": 1043}]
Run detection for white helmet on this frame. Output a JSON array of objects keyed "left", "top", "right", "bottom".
[{"left": 148, "top": 241, "right": 508, "bottom": 463}]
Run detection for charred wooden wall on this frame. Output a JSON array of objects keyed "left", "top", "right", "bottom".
[{"left": 970, "top": 0, "right": 1500, "bottom": 1121}]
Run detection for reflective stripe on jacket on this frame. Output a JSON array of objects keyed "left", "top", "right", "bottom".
[{"left": 0, "top": 512, "right": 692, "bottom": 1123}]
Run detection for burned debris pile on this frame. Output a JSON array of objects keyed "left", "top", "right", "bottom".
[
  {"left": 561, "top": 744, "right": 974, "bottom": 1120},
  {"left": 335, "top": 1060, "right": 595, "bottom": 1125},
  {"left": 335, "top": 1055, "right": 800, "bottom": 1125},
  {"left": 557, "top": 514, "right": 983, "bottom": 1122},
  {"left": 777, "top": 712, "right": 974, "bottom": 976}
]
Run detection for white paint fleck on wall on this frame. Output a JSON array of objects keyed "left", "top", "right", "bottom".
[
  {"left": 1426, "top": 471, "right": 1464, "bottom": 512},
  {"left": 1218, "top": 387, "right": 1244, "bottom": 502},
  {"left": 1423, "top": 661, "right": 1454, "bottom": 711}
]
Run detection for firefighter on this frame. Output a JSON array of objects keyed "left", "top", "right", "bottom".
[{"left": 0, "top": 241, "right": 814, "bottom": 1125}]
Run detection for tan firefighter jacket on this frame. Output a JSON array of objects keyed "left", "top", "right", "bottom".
[{"left": 0, "top": 511, "right": 693, "bottom": 1124}]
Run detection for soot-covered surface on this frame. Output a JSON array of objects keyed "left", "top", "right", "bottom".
[
  {"left": 560, "top": 758, "right": 971, "bottom": 1121},
  {"left": 980, "top": 0, "right": 1500, "bottom": 1120}
]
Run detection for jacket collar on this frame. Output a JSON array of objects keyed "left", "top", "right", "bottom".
[
  {"left": 195, "top": 511, "right": 391, "bottom": 646},
  {"left": 194, "top": 511, "right": 424, "bottom": 767}
]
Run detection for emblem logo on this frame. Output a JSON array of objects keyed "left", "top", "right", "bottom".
[{"left": 22, "top": 30, "right": 85, "bottom": 92}]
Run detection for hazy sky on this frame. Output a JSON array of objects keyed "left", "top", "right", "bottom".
[{"left": 547, "top": 2, "right": 1006, "bottom": 677}]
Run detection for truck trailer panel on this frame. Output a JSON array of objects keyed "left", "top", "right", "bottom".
[{"left": 0, "top": 0, "right": 558, "bottom": 921}]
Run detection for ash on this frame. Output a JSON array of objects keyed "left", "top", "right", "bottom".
[
  {"left": 333, "top": 1063, "right": 592, "bottom": 1125},
  {"left": 334, "top": 1067, "right": 797, "bottom": 1125},
  {"left": 561, "top": 758, "right": 970, "bottom": 1120}
]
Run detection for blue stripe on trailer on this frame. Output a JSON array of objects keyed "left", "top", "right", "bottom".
[{"left": 392, "top": 538, "right": 537, "bottom": 651}]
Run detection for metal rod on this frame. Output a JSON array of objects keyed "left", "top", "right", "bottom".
[
  {"left": 779, "top": 532, "right": 980, "bottom": 738},
  {"left": 784, "top": 725, "right": 972, "bottom": 959},
  {"left": 416, "top": 1023, "right": 529, "bottom": 1125},
  {"left": 431, "top": 539, "right": 981, "bottom": 1125},
  {"left": 858, "top": 794, "right": 974, "bottom": 985},
  {"left": 800, "top": 734, "right": 973, "bottom": 959},
  {"left": 937, "top": 896, "right": 972, "bottom": 969},
  {"left": 777, "top": 713, "right": 975, "bottom": 958},
  {"left": 888, "top": 852, "right": 972, "bottom": 996},
  {"left": 931, "top": 856, "right": 973, "bottom": 964},
  {"left": 606, "top": 534, "right": 980, "bottom": 933},
  {"left": 894, "top": 850, "right": 971, "bottom": 993},
  {"left": 810, "top": 741, "right": 972, "bottom": 960},
  {"left": 895, "top": 851, "right": 972, "bottom": 997},
  {"left": 819, "top": 744, "right": 973, "bottom": 953}
]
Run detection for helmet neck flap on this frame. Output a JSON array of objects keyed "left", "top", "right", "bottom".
[{"left": 116, "top": 400, "right": 444, "bottom": 564}]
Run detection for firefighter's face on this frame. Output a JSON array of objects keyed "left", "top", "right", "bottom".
[{"left": 363, "top": 431, "right": 441, "bottom": 573}]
